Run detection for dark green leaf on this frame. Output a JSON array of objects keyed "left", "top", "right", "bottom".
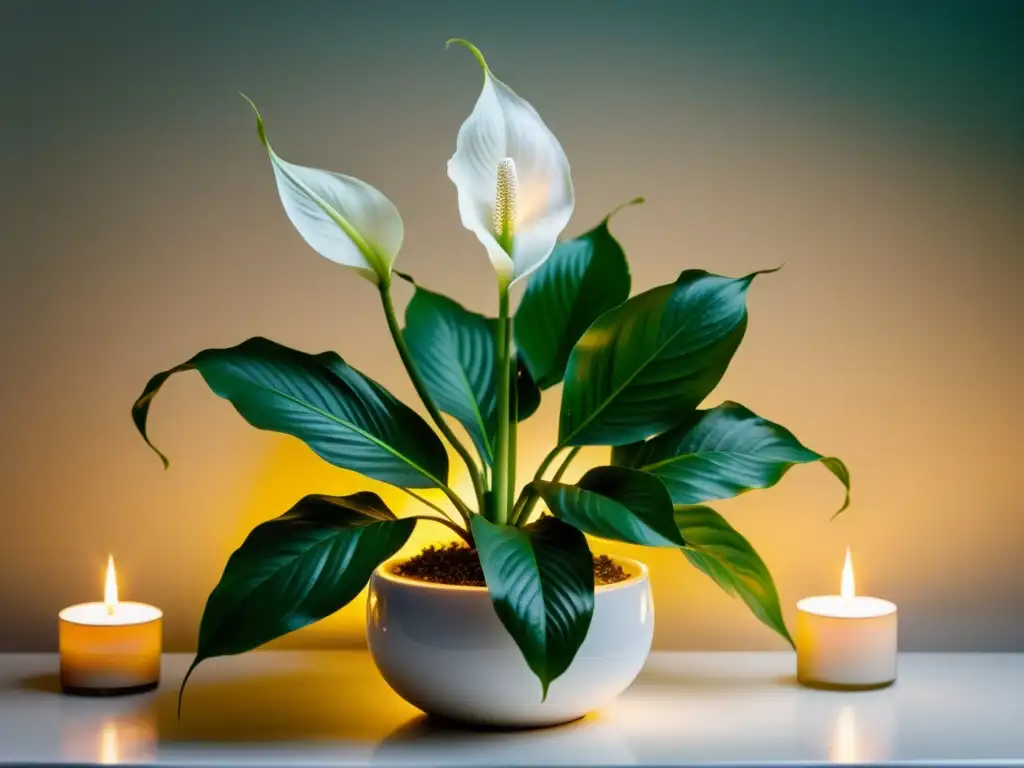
[
  {"left": 180, "top": 492, "right": 415, "bottom": 711},
  {"left": 402, "top": 288, "right": 542, "bottom": 466},
  {"left": 132, "top": 336, "right": 448, "bottom": 488},
  {"left": 559, "top": 269, "right": 776, "bottom": 447},
  {"left": 675, "top": 505, "right": 792, "bottom": 645},
  {"left": 515, "top": 203, "right": 638, "bottom": 388},
  {"left": 404, "top": 288, "right": 496, "bottom": 465},
  {"left": 516, "top": 357, "right": 542, "bottom": 422},
  {"left": 613, "top": 401, "right": 851, "bottom": 516},
  {"left": 471, "top": 515, "right": 595, "bottom": 698},
  {"left": 533, "top": 466, "right": 684, "bottom": 547}
]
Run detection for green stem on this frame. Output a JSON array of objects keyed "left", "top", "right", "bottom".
[
  {"left": 511, "top": 446, "right": 582, "bottom": 526},
  {"left": 492, "top": 282, "right": 513, "bottom": 524},
  {"left": 550, "top": 446, "right": 582, "bottom": 483},
  {"left": 398, "top": 487, "right": 469, "bottom": 530},
  {"left": 510, "top": 445, "right": 563, "bottom": 525},
  {"left": 410, "top": 515, "right": 474, "bottom": 546},
  {"left": 508, "top": 354, "right": 518, "bottom": 520},
  {"left": 379, "top": 282, "right": 485, "bottom": 516}
]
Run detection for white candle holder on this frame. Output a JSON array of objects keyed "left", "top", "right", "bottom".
[
  {"left": 58, "top": 556, "right": 162, "bottom": 696},
  {"left": 796, "top": 548, "right": 898, "bottom": 690},
  {"left": 796, "top": 596, "right": 897, "bottom": 689},
  {"left": 59, "top": 602, "right": 162, "bottom": 696}
]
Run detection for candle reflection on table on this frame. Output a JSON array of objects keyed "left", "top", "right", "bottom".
[
  {"left": 817, "top": 698, "right": 896, "bottom": 765},
  {"left": 61, "top": 711, "right": 157, "bottom": 765},
  {"left": 830, "top": 706, "right": 858, "bottom": 764},
  {"left": 99, "top": 721, "right": 118, "bottom": 765}
]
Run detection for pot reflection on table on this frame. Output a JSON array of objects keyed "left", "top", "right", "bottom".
[{"left": 372, "top": 711, "right": 633, "bottom": 766}]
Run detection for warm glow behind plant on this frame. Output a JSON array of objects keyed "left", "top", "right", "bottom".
[{"left": 130, "top": 40, "right": 850, "bottom": 713}]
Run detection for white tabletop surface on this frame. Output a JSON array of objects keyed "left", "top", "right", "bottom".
[{"left": 0, "top": 651, "right": 1021, "bottom": 766}]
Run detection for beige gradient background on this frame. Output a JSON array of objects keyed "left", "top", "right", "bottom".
[{"left": 2, "top": 1, "right": 1022, "bottom": 652}]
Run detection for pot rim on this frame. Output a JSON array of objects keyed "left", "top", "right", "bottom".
[{"left": 374, "top": 553, "right": 649, "bottom": 594}]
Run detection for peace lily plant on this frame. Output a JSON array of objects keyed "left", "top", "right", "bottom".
[{"left": 132, "top": 40, "right": 850, "bottom": 712}]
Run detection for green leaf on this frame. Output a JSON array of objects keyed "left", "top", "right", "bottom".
[
  {"left": 675, "top": 505, "right": 792, "bottom": 646},
  {"left": 402, "top": 288, "right": 542, "bottom": 466},
  {"left": 516, "top": 357, "right": 542, "bottom": 422},
  {"left": 471, "top": 515, "right": 595, "bottom": 698},
  {"left": 404, "top": 288, "right": 497, "bottom": 465},
  {"left": 613, "top": 401, "right": 851, "bottom": 516},
  {"left": 533, "top": 466, "right": 684, "bottom": 547},
  {"left": 559, "top": 269, "right": 775, "bottom": 447},
  {"left": 180, "top": 492, "right": 415, "bottom": 712},
  {"left": 133, "top": 336, "right": 448, "bottom": 488},
  {"left": 515, "top": 202, "right": 639, "bottom": 389}
]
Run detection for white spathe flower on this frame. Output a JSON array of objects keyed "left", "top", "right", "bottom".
[
  {"left": 446, "top": 40, "right": 575, "bottom": 286},
  {"left": 242, "top": 95, "right": 403, "bottom": 285}
]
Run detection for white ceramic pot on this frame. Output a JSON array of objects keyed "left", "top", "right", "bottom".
[{"left": 366, "top": 555, "right": 653, "bottom": 728}]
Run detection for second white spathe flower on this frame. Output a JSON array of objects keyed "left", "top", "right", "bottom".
[
  {"left": 446, "top": 40, "right": 575, "bottom": 286},
  {"left": 243, "top": 95, "right": 403, "bottom": 286}
]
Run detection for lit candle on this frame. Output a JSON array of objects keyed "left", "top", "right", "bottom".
[
  {"left": 796, "top": 548, "right": 897, "bottom": 689},
  {"left": 58, "top": 555, "right": 162, "bottom": 696}
]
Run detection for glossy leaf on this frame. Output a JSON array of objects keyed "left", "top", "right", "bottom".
[
  {"left": 613, "top": 401, "right": 851, "bottom": 516},
  {"left": 533, "top": 466, "right": 684, "bottom": 547},
  {"left": 402, "top": 288, "right": 542, "bottom": 466},
  {"left": 675, "top": 505, "right": 792, "bottom": 645},
  {"left": 516, "top": 357, "right": 542, "bottom": 422},
  {"left": 471, "top": 515, "right": 594, "bottom": 698},
  {"left": 181, "top": 492, "right": 415, "bottom": 711},
  {"left": 559, "top": 269, "right": 775, "bottom": 447},
  {"left": 242, "top": 96, "right": 402, "bottom": 284},
  {"left": 404, "top": 288, "right": 497, "bottom": 464},
  {"left": 133, "top": 337, "right": 448, "bottom": 488},
  {"left": 515, "top": 202, "right": 638, "bottom": 389}
]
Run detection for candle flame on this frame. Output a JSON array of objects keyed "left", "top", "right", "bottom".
[
  {"left": 840, "top": 547, "right": 855, "bottom": 600},
  {"left": 104, "top": 554, "right": 118, "bottom": 614}
]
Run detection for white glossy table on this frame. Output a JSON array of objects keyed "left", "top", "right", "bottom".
[{"left": 0, "top": 651, "right": 1021, "bottom": 766}]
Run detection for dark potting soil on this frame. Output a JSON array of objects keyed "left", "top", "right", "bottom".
[{"left": 394, "top": 542, "right": 629, "bottom": 587}]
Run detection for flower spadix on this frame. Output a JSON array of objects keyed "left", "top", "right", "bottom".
[
  {"left": 446, "top": 40, "right": 574, "bottom": 286},
  {"left": 242, "top": 95, "right": 403, "bottom": 285}
]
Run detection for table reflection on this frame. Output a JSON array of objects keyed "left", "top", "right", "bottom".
[
  {"left": 830, "top": 706, "right": 857, "bottom": 763},
  {"left": 15, "top": 652, "right": 911, "bottom": 766},
  {"left": 62, "top": 709, "right": 157, "bottom": 764},
  {"left": 372, "top": 711, "right": 633, "bottom": 766},
  {"left": 818, "top": 697, "right": 896, "bottom": 764}
]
